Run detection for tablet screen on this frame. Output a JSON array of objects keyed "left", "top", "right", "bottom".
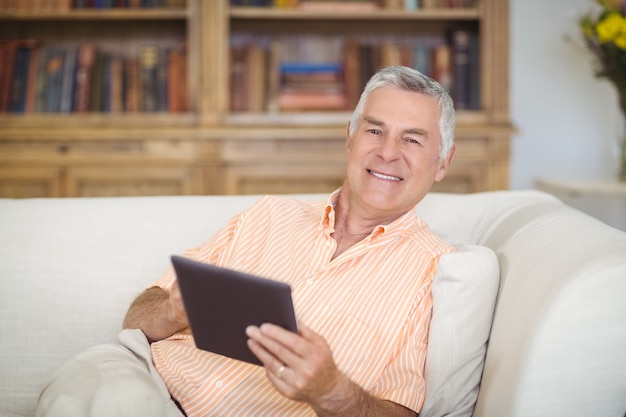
[{"left": 171, "top": 255, "right": 298, "bottom": 366}]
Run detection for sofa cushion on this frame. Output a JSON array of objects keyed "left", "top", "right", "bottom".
[{"left": 421, "top": 239, "right": 500, "bottom": 417}]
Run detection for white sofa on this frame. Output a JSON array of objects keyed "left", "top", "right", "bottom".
[{"left": 1, "top": 190, "right": 625, "bottom": 417}]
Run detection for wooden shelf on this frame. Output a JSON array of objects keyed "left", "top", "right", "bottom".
[
  {"left": 0, "top": 113, "right": 196, "bottom": 129},
  {"left": 230, "top": 6, "right": 480, "bottom": 20},
  {"left": 0, "top": 8, "right": 189, "bottom": 21},
  {"left": 225, "top": 109, "right": 494, "bottom": 127}
]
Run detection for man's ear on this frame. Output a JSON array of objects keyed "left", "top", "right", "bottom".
[
  {"left": 434, "top": 145, "right": 456, "bottom": 183},
  {"left": 345, "top": 122, "right": 353, "bottom": 152}
]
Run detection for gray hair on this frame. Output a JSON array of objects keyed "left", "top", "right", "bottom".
[{"left": 348, "top": 65, "right": 455, "bottom": 161}]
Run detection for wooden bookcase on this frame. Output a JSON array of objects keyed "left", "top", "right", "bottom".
[{"left": 0, "top": 0, "right": 512, "bottom": 198}]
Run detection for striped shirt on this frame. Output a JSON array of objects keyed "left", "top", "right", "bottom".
[{"left": 151, "top": 190, "right": 454, "bottom": 417}]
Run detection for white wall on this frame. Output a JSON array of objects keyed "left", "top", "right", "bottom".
[{"left": 510, "top": 0, "right": 624, "bottom": 189}]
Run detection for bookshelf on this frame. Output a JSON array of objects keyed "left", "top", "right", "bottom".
[{"left": 0, "top": 0, "right": 512, "bottom": 198}]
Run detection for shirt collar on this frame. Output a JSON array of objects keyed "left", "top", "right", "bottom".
[{"left": 320, "top": 188, "right": 424, "bottom": 242}]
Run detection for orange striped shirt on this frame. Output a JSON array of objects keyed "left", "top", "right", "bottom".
[{"left": 151, "top": 190, "right": 454, "bottom": 417}]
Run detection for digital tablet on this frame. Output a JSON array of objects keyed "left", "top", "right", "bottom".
[{"left": 170, "top": 255, "right": 298, "bottom": 366}]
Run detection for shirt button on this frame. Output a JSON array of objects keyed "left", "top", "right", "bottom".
[
  {"left": 306, "top": 278, "right": 313, "bottom": 286},
  {"left": 216, "top": 380, "right": 224, "bottom": 388}
]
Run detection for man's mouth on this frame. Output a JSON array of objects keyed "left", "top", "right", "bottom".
[{"left": 368, "top": 169, "right": 403, "bottom": 182}]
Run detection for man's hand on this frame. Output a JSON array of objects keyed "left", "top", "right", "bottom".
[
  {"left": 246, "top": 323, "right": 343, "bottom": 405},
  {"left": 245, "top": 323, "right": 416, "bottom": 417}
]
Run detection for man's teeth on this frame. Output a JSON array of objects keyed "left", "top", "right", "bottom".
[{"left": 370, "top": 170, "right": 402, "bottom": 181}]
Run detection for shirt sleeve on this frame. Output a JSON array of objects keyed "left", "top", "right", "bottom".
[{"left": 369, "top": 256, "right": 438, "bottom": 413}]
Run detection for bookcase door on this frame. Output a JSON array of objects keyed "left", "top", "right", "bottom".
[
  {"left": 218, "top": 135, "right": 347, "bottom": 195},
  {"left": 222, "top": 163, "right": 345, "bottom": 195},
  {"left": 64, "top": 165, "right": 200, "bottom": 197},
  {"left": 0, "top": 166, "right": 63, "bottom": 198}
]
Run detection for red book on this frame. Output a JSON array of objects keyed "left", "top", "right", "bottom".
[
  {"left": 343, "top": 38, "right": 360, "bottom": 110},
  {"left": 74, "top": 44, "right": 97, "bottom": 113},
  {"left": 431, "top": 43, "right": 452, "bottom": 92},
  {"left": 0, "top": 41, "right": 16, "bottom": 113},
  {"left": 25, "top": 47, "right": 40, "bottom": 113},
  {"left": 124, "top": 57, "right": 140, "bottom": 112},
  {"left": 167, "top": 43, "right": 187, "bottom": 112},
  {"left": 278, "top": 91, "right": 347, "bottom": 111},
  {"left": 109, "top": 55, "right": 123, "bottom": 113}
]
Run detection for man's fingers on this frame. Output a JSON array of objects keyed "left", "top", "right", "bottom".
[{"left": 247, "top": 324, "right": 302, "bottom": 365}]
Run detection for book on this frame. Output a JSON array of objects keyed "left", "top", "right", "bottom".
[
  {"left": 399, "top": 43, "right": 412, "bottom": 68},
  {"left": 156, "top": 46, "right": 169, "bottom": 111},
  {"left": 278, "top": 90, "right": 347, "bottom": 111},
  {"left": 278, "top": 61, "right": 345, "bottom": 111},
  {"left": 343, "top": 38, "right": 361, "bottom": 110},
  {"left": 229, "top": 43, "right": 248, "bottom": 112},
  {"left": 451, "top": 29, "right": 470, "bottom": 109},
  {"left": 59, "top": 46, "right": 78, "bottom": 113},
  {"left": 124, "top": 56, "right": 141, "bottom": 112},
  {"left": 5, "top": 41, "right": 39, "bottom": 113},
  {"left": 280, "top": 62, "right": 342, "bottom": 75},
  {"left": 44, "top": 48, "right": 65, "bottom": 112},
  {"left": 8, "top": 46, "right": 31, "bottom": 113},
  {"left": 0, "top": 41, "right": 15, "bottom": 112},
  {"left": 25, "top": 46, "right": 40, "bottom": 113},
  {"left": 90, "top": 50, "right": 105, "bottom": 112},
  {"left": 412, "top": 43, "right": 431, "bottom": 77},
  {"left": 404, "top": 0, "right": 419, "bottom": 9},
  {"left": 297, "top": 0, "right": 380, "bottom": 11},
  {"left": 380, "top": 41, "right": 402, "bottom": 69},
  {"left": 265, "top": 40, "right": 281, "bottom": 113},
  {"left": 74, "top": 43, "right": 97, "bottom": 113},
  {"left": 431, "top": 43, "right": 452, "bottom": 92},
  {"left": 245, "top": 42, "right": 266, "bottom": 112},
  {"left": 34, "top": 46, "right": 49, "bottom": 112},
  {"left": 101, "top": 54, "right": 111, "bottom": 111},
  {"left": 167, "top": 42, "right": 187, "bottom": 112},
  {"left": 383, "top": 0, "right": 405, "bottom": 9},
  {"left": 358, "top": 44, "right": 376, "bottom": 93},
  {"left": 139, "top": 45, "right": 159, "bottom": 112},
  {"left": 467, "top": 30, "right": 480, "bottom": 110},
  {"left": 109, "top": 54, "right": 123, "bottom": 112}
]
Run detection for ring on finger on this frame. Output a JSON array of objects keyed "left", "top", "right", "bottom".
[{"left": 276, "top": 365, "right": 286, "bottom": 379}]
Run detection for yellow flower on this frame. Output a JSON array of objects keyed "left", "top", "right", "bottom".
[
  {"left": 616, "top": 33, "right": 626, "bottom": 48},
  {"left": 578, "top": 0, "right": 626, "bottom": 84},
  {"left": 596, "top": 12, "right": 626, "bottom": 43}
]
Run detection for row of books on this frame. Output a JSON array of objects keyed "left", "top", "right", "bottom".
[
  {"left": 0, "top": 40, "right": 187, "bottom": 114},
  {"left": 230, "top": 0, "right": 477, "bottom": 9},
  {"left": 0, "top": 0, "right": 183, "bottom": 11},
  {"left": 386, "top": 0, "right": 477, "bottom": 9},
  {"left": 229, "top": 31, "right": 479, "bottom": 113},
  {"left": 72, "top": 0, "right": 184, "bottom": 8}
]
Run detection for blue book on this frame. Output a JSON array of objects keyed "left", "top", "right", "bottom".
[
  {"left": 9, "top": 47, "right": 31, "bottom": 113},
  {"left": 45, "top": 49, "right": 65, "bottom": 113},
  {"left": 405, "top": 0, "right": 418, "bottom": 10},
  {"left": 412, "top": 44, "right": 431, "bottom": 77},
  {"left": 280, "top": 62, "right": 342, "bottom": 75},
  {"left": 60, "top": 47, "right": 78, "bottom": 113}
]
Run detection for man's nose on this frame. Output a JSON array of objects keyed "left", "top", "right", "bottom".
[{"left": 378, "top": 135, "right": 401, "bottom": 161}]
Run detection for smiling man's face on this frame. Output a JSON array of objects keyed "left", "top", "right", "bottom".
[{"left": 343, "top": 86, "right": 454, "bottom": 220}]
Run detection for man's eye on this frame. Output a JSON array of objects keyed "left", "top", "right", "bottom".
[
  {"left": 406, "top": 138, "right": 421, "bottom": 145},
  {"left": 367, "top": 129, "right": 382, "bottom": 135}
]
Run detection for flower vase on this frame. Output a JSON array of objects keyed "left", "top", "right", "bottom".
[
  {"left": 617, "top": 133, "right": 626, "bottom": 182},
  {"left": 620, "top": 111, "right": 626, "bottom": 182}
]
